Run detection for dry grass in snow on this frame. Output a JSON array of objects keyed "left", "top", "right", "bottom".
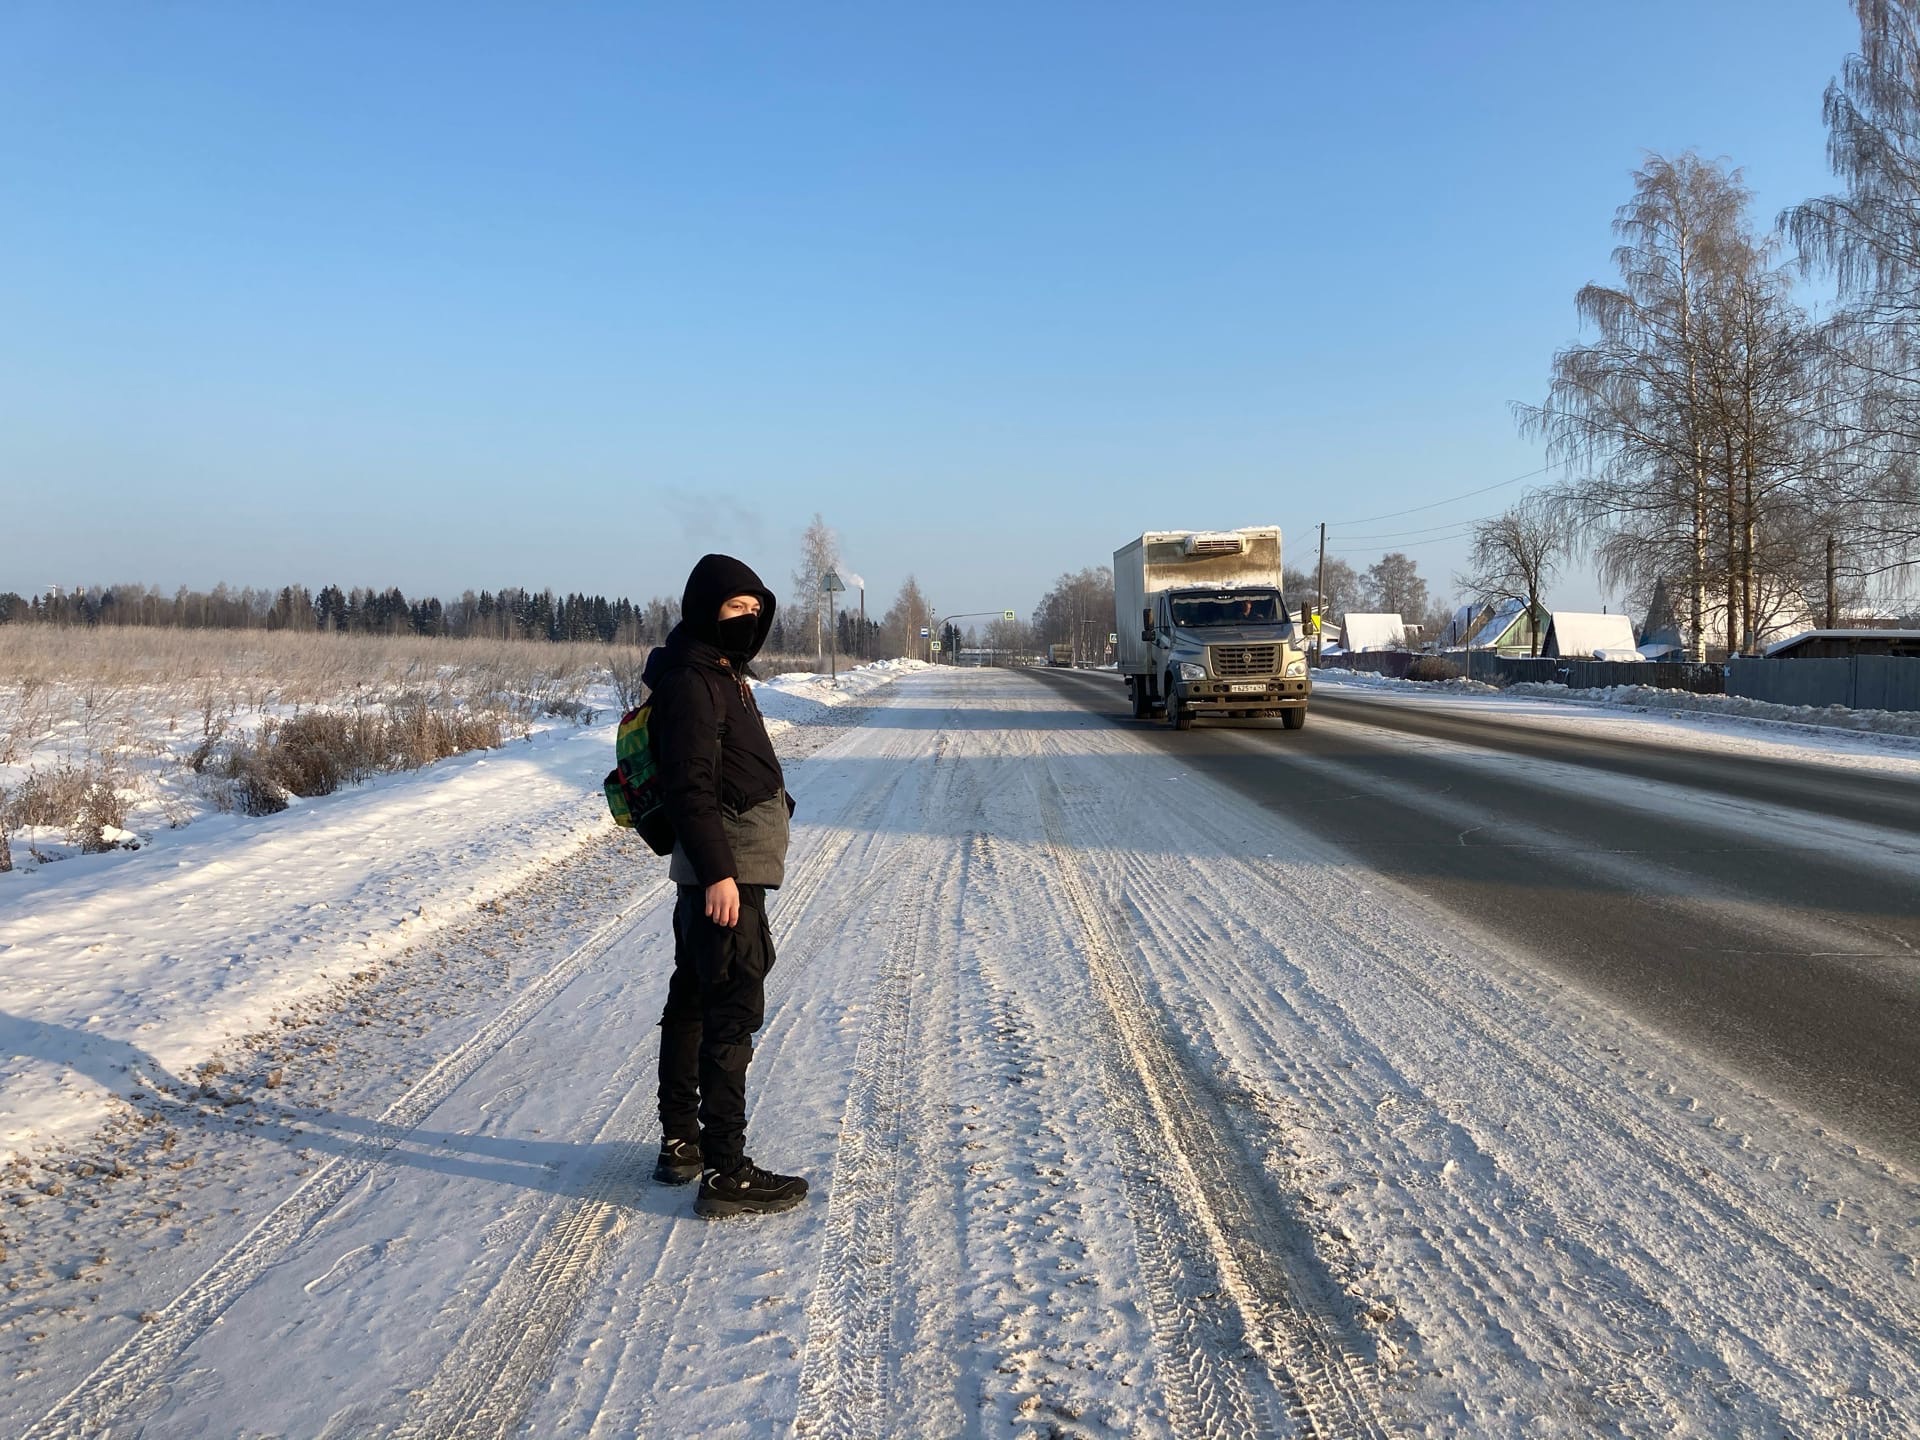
[{"left": 0, "top": 628, "right": 630, "bottom": 869}]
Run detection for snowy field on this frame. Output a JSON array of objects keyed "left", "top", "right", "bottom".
[
  {"left": 0, "top": 628, "right": 621, "bottom": 874},
  {"left": 3, "top": 664, "right": 1916, "bottom": 1438}
]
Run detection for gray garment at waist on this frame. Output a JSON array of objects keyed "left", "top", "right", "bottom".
[{"left": 669, "top": 790, "right": 790, "bottom": 888}]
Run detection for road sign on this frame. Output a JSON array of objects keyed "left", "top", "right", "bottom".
[
  {"left": 1108, "top": 632, "right": 1118, "bottom": 644},
  {"left": 1002, "top": 610, "right": 1016, "bottom": 622},
  {"left": 930, "top": 640, "right": 943, "bottom": 652},
  {"left": 919, "top": 627, "right": 931, "bottom": 639},
  {"left": 822, "top": 571, "right": 846, "bottom": 593}
]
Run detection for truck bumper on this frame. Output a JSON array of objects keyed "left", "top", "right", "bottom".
[{"left": 1173, "top": 678, "right": 1311, "bottom": 712}]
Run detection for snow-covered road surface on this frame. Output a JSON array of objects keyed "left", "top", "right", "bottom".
[
  {"left": 8, "top": 667, "right": 1919, "bottom": 1437},
  {"left": 1044, "top": 668, "right": 1920, "bottom": 1164}
]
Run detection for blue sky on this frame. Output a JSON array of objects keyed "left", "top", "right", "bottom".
[{"left": 0, "top": 1, "right": 1864, "bottom": 619}]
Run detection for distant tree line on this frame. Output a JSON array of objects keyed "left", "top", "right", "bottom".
[
  {"left": 0, "top": 582, "right": 681, "bottom": 646},
  {"left": 4, "top": 512, "right": 947, "bottom": 668}
]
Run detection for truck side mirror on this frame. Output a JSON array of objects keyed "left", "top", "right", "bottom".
[{"left": 1141, "top": 606, "right": 1154, "bottom": 642}]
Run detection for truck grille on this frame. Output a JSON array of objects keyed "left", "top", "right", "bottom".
[{"left": 1211, "top": 645, "right": 1278, "bottom": 677}]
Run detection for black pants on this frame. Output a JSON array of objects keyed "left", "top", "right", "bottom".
[{"left": 658, "top": 884, "right": 774, "bottom": 1174}]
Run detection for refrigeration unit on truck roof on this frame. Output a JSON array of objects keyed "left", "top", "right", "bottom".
[{"left": 1117, "top": 527, "right": 1284, "bottom": 601}]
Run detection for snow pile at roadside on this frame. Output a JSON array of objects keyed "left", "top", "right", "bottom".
[
  {"left": 1314, "top": 667, "right": 1499, "bottom": 694},
  {"left": 0, "top": 661, "right": 914, "bottom": 1162},
  {"left": 0, "top": 722, "right": 618, "bottom": 1163},
  {"left": 1316, "top": 667, "right": 1920, "bottom": 739},
  {"left": 754, "top": 658, "right": 929, "bottom": 737},
  {"left": 1503, "top": 679, "right": 1920, "bottom": 737}
]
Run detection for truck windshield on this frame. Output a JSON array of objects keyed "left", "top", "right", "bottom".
[{"left": 1168, "top": 591, "right": 1285, "bottom": 626}]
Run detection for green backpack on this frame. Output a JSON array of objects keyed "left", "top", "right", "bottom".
[
  {"left": 603, "top": 702, "right": 677, "bottom": 855},
  {"left": 602, "top": 672, "right": 727, "bottom": 857}
]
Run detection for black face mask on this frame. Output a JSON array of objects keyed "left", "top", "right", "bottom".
[{"left": 715, "top": 613, "right": 759, "bottom": 656}]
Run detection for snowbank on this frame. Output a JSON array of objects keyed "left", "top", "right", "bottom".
[
  {"left": 1315, "top": 668, "right": 1499, "bottom": 695},
  {"left": 1504, "top": 679, "right": 1920, "bottom": 738},
  {"left": 1316, "top": 667, "right": 1920, "bottom": 743},
  {"left": 753, "top": 658, "right": 929, "bottom": 737}
]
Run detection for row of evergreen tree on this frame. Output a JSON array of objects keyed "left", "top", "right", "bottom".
[{"left": 0, "top": 583, "right": 682, "bottom": 646}]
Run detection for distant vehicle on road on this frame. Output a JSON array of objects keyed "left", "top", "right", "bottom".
[
  {"left": 1113, "top": 527, "right": 1310, "bottom": 731},
  {"left": 1047, "top": 643, "right": 1073, "bottom": 667}
]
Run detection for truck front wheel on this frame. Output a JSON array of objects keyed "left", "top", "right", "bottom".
[
  {"left": 1167, "top": 682, "right": 1195, "bottom": 731},
  {"left": 1282, "top": 706, "right": 1307, "bottom": 731}
]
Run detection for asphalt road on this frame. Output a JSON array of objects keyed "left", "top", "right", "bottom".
[{"left": 1028, "top": 667, "right": 1920, "bottom": 1166}]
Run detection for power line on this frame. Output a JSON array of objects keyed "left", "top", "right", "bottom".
[
  {"left": 1326, "top": 527, "right": 1480, "bottom": 557},
  {"left": 1330, "top": 513, "right": 1500, "bottom": 542},
  {"left": 1324, "top": 464, "right": 1554, "bottom": 528}
]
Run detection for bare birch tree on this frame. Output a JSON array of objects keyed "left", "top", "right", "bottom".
[
  {"left": 1785, "top": 0, "right": 1920, "bottom": 585},
  {"left": 1519, "top": 155, "right": 1749, "bottom": 660},
  {"left": 790, "top": 513, "right": 841, "bottom": 667},
  {"left": 1522, "top": 153, "right": 1837, "bottom": 655},
  {"left": 880, "top": 575, "right": 934, "bottom": 660},
  {"left": 1360, "top": 552, "right": 1429, "bottom": 621},
  {"left": 1455, "top": 497, "right": 1572, "bottom": 657}
]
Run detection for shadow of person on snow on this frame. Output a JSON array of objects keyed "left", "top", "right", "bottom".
[
  {"left": 0, "top": 1009, "right": 186, "bottom": 1102},
  {"left": 0, "top": 1009, "right": 682, "bottom": 1213}
]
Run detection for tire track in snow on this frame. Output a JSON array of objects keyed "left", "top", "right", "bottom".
[
  {"left": 961, "top": 823, "right": 1265, "bottom": 1440},
  {"left": 21, "top": 881, "right": 673, "bottom": 1440},
  {"left": 1048, "top": 720, "right": 1720, "bottom": 1429},
  {"left": 957, "top": 708, "right": 1282, "bottom": 1439},
  {"left": 1033, "top": 766, "right": 1396, "bottom": 1440},
  {"left": 1102, "top": 854, "right": 1694, "bottom": 1430},
  {"left": 788, "top": 733, "right": 957, "bottom": 1440},
  {"left": 1162, "top": 742, "right": 1920, "bottom": 1380},
  {"left": 1046, "top": 697, "right": 1919, "bottom": 1432}
]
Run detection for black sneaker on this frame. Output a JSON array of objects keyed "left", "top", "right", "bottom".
[
  {"left": 653, "top": 1136, "right": 703, "bottom": 1185},
  {"left": 694, "top": 1159, "right": 809, "bottom": 1218}
]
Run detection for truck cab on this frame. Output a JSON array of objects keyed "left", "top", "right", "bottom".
[{"left": 1144, "top": 585, "right": 1309, "bottom": 729}]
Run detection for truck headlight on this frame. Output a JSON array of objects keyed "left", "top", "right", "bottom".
[
  {"left": 1286, "top": 658, "right": 1306, "bottom": 677},
  {"left": 1177, "top": 662, "right": 1207, "bottom": 681}
]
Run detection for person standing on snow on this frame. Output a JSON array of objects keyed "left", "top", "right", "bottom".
[{"left": 641, "top": 553, "right": 807, "bottom": 1218}]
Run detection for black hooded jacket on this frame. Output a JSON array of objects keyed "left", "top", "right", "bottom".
[{"left": 640, "top": 554, "right": 788, "bottom": 887}]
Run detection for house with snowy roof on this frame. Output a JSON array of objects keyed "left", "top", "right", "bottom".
[
  {"left": 1437, "top": 602, "right": 1491, "bottom": 648},
  {"left": 1763, "top": 628, "right": 1920, "bottom": 659},
  {"left": 1339, "top": 613, "right": 1410, "bottom": 652},
  {"left": 1465, "top": 598, "right": 1548, "bottom": 656},
  {"left": 1542, "top": 612, "right": 1642, "bottom": 661}
]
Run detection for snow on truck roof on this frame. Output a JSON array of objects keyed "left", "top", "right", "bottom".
[{"left": 1130, "top": 526, "right": 1281, "bottom": 546}]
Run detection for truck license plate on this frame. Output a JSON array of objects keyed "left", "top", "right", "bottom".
[{"left": 1229, "top": 683, "right": 1266, "bottom": 693}]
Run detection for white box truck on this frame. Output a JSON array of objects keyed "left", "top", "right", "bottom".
[{"left": 1114, "top": 527, "right": 1310, "bottom": 730}]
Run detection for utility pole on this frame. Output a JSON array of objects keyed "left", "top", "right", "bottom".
[
  {"left": 823, "top": 571, "right": 846, "bottom": 684},
  {"left": 1314, "top": 521, "right": 1328, "bottom": 666}
]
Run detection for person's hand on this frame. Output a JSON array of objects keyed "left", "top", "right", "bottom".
[{"left": 705, "top": 877, "right": 741, "bottom": 928}]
